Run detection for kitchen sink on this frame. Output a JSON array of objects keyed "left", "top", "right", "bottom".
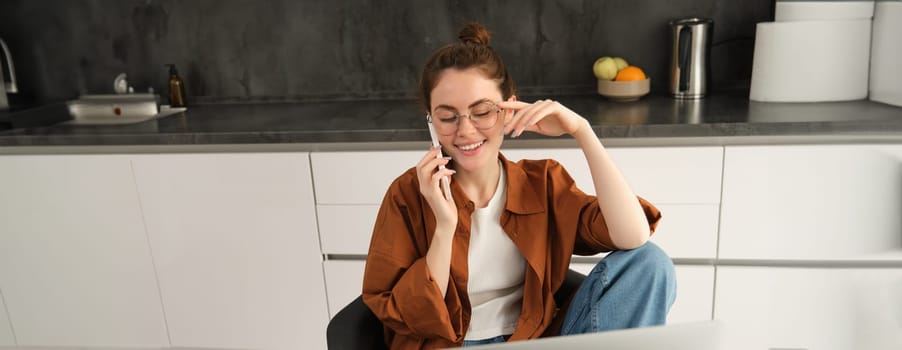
[
  {"left": 64, "top": 94, "right": 184, "bottom": 125},
  {"left": 1, "top": 94, "right": 185, "bottom": 130}
]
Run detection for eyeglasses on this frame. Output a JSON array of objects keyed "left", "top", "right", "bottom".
[{"left": 427, "top": 100, "right": 502, "bottom": 136}]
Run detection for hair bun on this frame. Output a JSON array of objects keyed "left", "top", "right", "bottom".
[{"left": 458, "top": 22, "right": 491, "bottom": 46}]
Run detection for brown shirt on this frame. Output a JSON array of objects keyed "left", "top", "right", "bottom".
[{"left": 362, "top": 153, "right": 662, "bottom": 350}]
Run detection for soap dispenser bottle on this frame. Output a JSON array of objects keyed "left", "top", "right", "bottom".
[{"left": 165, "top": 64, "right": 187, "bottom": 107}]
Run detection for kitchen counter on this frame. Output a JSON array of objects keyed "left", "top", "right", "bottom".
[{"left": 1, "top": 90, "right": 901, "bottom": 152}]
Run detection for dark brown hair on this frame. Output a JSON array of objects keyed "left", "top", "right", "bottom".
[{"left": 418, "top": 22, "right": 516, "bottom": 112}]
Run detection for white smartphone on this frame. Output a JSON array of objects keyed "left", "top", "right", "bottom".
[{"left": 427, "top": 116, "right": 453, "bottom": 201}]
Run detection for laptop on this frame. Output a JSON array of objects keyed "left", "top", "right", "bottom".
[{"left": 447, "top": 321, "right": 726, "bottom": 350}]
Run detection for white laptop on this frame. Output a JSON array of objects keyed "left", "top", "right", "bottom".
[{"left": 447, "top": 321, "right": 726, "bottom": 350}]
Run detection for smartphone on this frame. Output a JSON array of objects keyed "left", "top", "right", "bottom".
[{"left": 427, "top": 116, "right": 453, "bottom": 201}]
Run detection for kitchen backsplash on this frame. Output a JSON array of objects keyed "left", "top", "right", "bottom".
[{"left": 0, "top": 0, "right": 772, "bottom": 105}]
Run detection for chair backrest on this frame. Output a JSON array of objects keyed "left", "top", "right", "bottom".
[{"left": 326, "top": 295, "right": 388, "bottom": 350}]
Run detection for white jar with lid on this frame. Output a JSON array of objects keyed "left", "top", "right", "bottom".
[{"left": 869, "top": 0, "right": 902, "bottom": 107}]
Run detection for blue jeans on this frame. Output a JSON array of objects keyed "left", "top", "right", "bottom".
[
  {"left": 560, "top": 241, "right": 677, "bottom": 335},
  {"left": 463, "top": 242, "right": 676, "bottom": 345},
  {"left": 462, "top": 334, "right": 510, "bottom": 346}
]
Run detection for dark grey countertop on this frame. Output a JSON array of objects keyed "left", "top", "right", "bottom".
[{"left": 1, "top": 90, "right": 901, "bottom": 150}]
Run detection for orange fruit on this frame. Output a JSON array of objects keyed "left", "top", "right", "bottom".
[{"left": 614, "top": 66, "right": 647, "bottom": 81}]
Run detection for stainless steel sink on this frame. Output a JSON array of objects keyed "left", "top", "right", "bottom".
[{"left": 63, "top": 94, "right": 184, "bottom": 125}]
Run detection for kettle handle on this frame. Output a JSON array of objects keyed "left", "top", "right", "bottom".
[{"left": 678, "top": 26, "right": 692, "bottom": 92}]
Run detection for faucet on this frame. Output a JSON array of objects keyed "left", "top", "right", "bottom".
[{"left": 0, "top": 37, "right": 18, "bottom": 110}]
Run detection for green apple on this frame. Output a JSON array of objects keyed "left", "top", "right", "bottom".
[
  {"left": 612, "top": 57, "right": 629, "bottom": 71},
  {"left": 593, "top": 57, "right": 618, "bottom": 81}
]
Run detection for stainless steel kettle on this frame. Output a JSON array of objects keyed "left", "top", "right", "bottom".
[{"left": 669, "top": 18, "right": 713, "bottom": 99}]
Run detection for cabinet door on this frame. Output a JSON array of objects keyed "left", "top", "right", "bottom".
[
  {"left": 720, "top": 145, "right": 902, "bottom": 260},
  {"left": 323, "top": 260, "right": 367, "bottom": 318},
  {"left": 0, "top": 291, "right": 14, "bottom": 346},
  {"left": 0, "top": 155, "right": 169, "bottom": 347},
  {"left": 570, "top": 263, "right": 714, "bottom": 324},
  {"left": 714, "top": 267, "right": 902, "bottom": 350},
  {"left": 132, "top": 153, "right": 328, "bottom": 350}
]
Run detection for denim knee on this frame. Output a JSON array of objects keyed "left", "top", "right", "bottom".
[
  {"left": 562, "top": 241, "right": 677, "bottom": 333},
  {"left": 618, "top": 241, "right": 673, "bottom": 270},
  {"left": 601, "top": 242, "right": 676, "bottom": 294}
]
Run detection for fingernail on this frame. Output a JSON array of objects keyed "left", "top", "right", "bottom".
[{"left": 442, "top": 156, "right": 452, "bottom": 160}]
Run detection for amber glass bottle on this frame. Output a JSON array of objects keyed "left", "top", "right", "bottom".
[{"left": 165, "top": 64, "right": 187, "bottom": 107}]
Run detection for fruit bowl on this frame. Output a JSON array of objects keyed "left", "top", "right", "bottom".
[{"left": 597, "top": 78, "right": 651, "bottom": 102}]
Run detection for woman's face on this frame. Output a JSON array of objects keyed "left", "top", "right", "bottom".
[{"left": 429, "top": 68, "right": 507, "bottom": 174}]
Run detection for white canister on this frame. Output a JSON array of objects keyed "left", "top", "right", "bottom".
[
  {"left": 869, "top": 0, "right": 902, "bottom": 107},
  {"left": 775, "top": 0, "right": 875, "bottom": 21},
  {"left": 750, "top": 19, "right": 872, "bottom": 102}
]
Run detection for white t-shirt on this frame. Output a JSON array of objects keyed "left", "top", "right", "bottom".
[{"left": 464, "top": 167, "right": 527, "bottom": 340}]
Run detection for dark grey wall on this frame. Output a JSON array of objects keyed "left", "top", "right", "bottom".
[{"left": 0, "top": 0, "right": 772, "bottom": 105}]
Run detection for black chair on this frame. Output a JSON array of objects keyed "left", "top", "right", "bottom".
[{"left": 326, "top": 269, "right": 586, "bottom": 350}]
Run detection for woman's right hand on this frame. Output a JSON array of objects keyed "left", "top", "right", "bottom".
[{"left": 416, "top": 147, "right": 458, "bottom": 231}]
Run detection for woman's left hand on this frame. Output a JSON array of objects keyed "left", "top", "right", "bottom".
[{"left": 498, "top": 99, "right": 589, "bottom": 138}]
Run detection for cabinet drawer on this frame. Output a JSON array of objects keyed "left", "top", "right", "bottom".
[
  {"left": 311, "top": 147, "right": 723, "bottom": 205},
  {"left": 503, "top": 146, "right": 723, "bottom": 204},
  {"left": 311, "top": 151, "right": 422, "bottom": 204},
  {"left": 318, "top": 204, "right": 379, "bottom": 255},
  {"left": 323, "top": 260, "right": 367, "bottom": 318},
  {"left": 328, "top": 261, "right": 717, "bottom": 326},
  {"left": 650, "top": 204, "right": 719, "bottom": 259},
  {"left": 719, "top": 145, "right": 902, "bottom": 260},
  {"left": 714, "top": 266, "right": 902, "bottom": 350},
  {"left": 318, "top": 203, "right": 718, "bottom": 259},
  {"left": 571, "top": 264, "right": 714, "bottom": 324}
]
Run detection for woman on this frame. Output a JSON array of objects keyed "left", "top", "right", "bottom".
[{"left": 362, "top": 23, "right": 675, "bottom": 349}]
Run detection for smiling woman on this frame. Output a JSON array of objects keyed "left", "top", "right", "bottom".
[{"left": 360, "top": 22, "right": 673, "bottom": 350}]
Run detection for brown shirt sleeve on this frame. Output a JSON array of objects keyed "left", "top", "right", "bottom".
[
  {"left": 361, "top": 175, "right": 464, "bottom": 342},
  {"left": 545, "top": 160, "right": 662, "bottom": 255}
]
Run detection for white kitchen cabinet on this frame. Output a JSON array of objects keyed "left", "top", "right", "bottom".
[
  {"left": 571, "top": 263, "right": 714, "bottom": 324},
  {"left": 323, "top": 260, "right": 367, "bottom": 318},
  {"left": 0, "top": 155, "right": 169, "bottom": 347},
  {"left": 314, "top": 147, "right": 723, "bottom": 331},
  {"left": 132, "top": 153, "right": 328, "bottom": 350},
  {"left": 0, "top": 291, "right": 14, "bottom": 346},
  {"left": 719, "top": 145, "right": 902, "bottom": 261},
  {"left": 714, "top": 266, "right": 902, "bottom": 350},
  {"left": 314, "top": 147, "right": 724, "bottom": 259}
]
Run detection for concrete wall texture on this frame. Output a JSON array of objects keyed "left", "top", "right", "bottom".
[{"left": 0, "top": 0, "right": 772, "bottom": 104}]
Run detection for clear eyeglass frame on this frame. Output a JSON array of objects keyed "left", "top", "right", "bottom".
[{"left": 427, "top": 100, "right": 503, "bottom": 136}]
